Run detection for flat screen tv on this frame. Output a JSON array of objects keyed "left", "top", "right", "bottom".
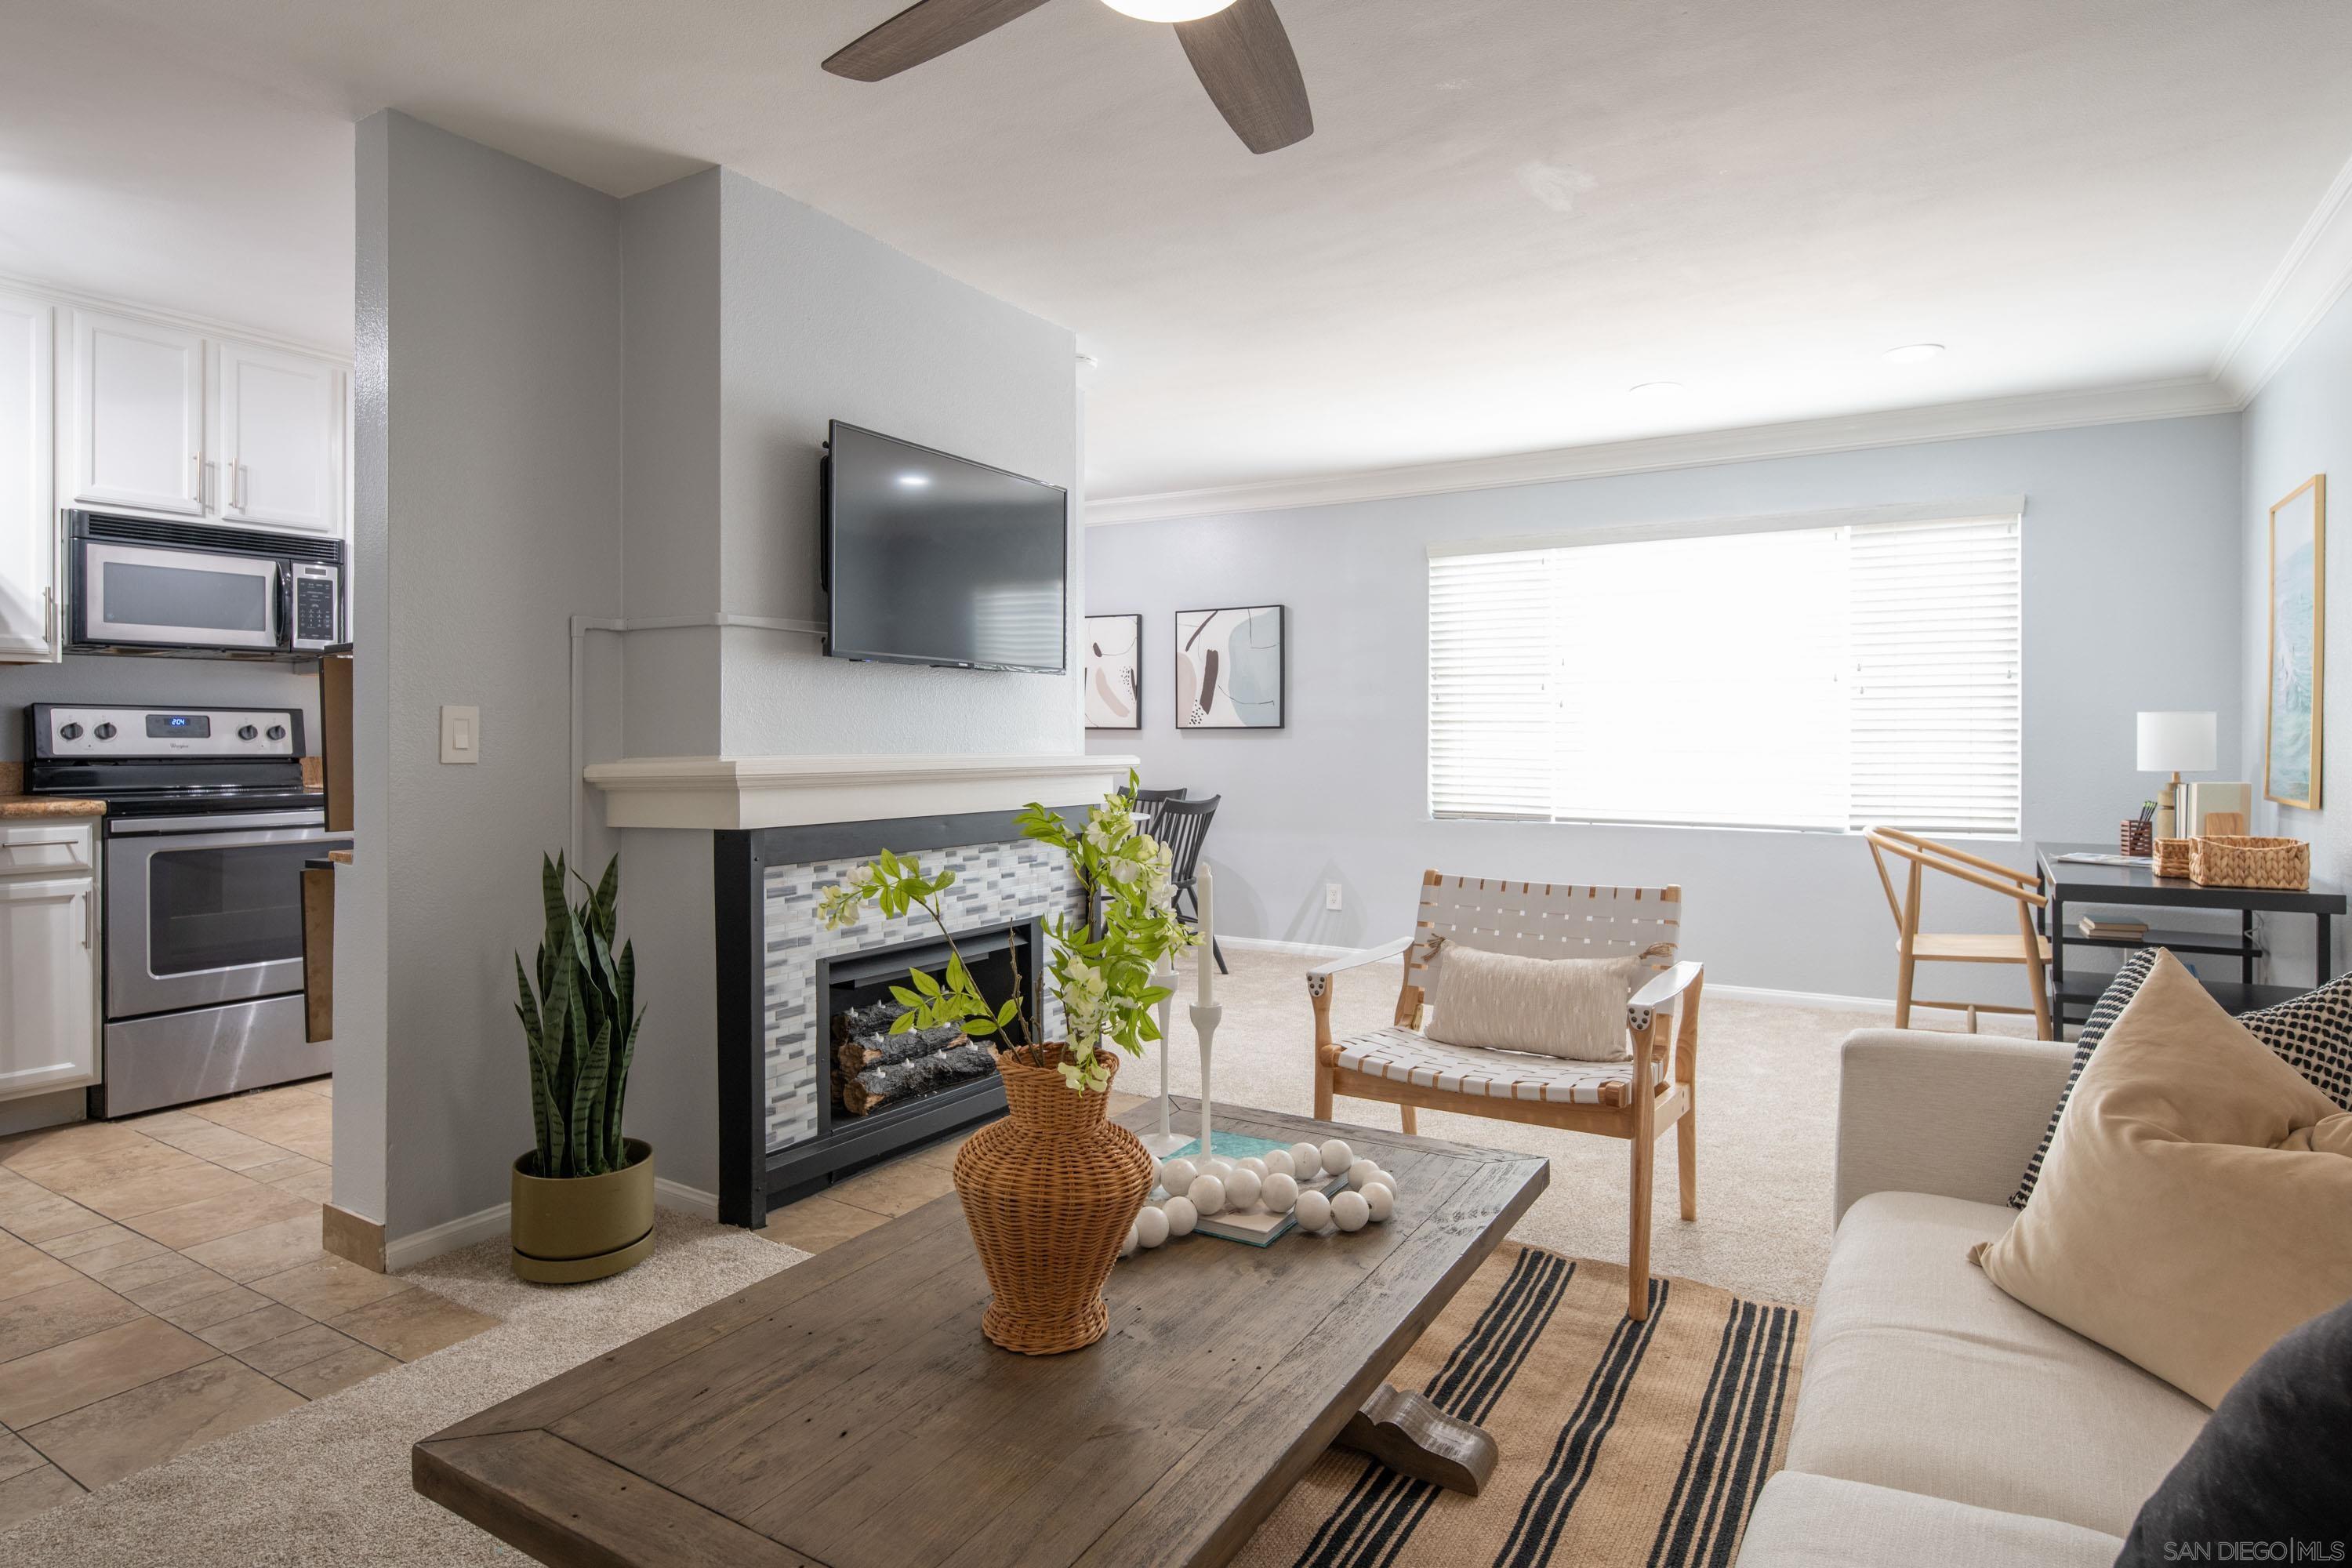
[{"left": 823, "top": 421, "right": 1068, "bottom": 673}]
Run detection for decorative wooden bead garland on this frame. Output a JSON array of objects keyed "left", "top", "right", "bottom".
[{"left": 1119, "top": 1137, "right": 1400, "bottom": 1258}]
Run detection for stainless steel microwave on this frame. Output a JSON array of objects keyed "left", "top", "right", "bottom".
[{"left": 67, "top": 512, "right": 344, "bottom": 659}]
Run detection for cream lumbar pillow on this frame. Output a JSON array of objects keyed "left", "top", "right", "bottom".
[
  {"left": 1973, "top": 950, "right": 2352, "bottom": 1407},
  {"left": 1423, "top": 941, "right": 1649, "bottom": 1062}
]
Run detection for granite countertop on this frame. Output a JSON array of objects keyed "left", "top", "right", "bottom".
[
  {"left": 0, "top": 797, "right": 104, "bottom": 818},
  {"left": 0, "top": 762, "right": 103, "bottom": 817}
]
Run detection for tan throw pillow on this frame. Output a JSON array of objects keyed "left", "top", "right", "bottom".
[
  {"left": 1973, "top": 950, "right": 2352, "bottom": 1407},
  {"left": 1424, "top": 942, "right": 1647, "bottom": 1062}
]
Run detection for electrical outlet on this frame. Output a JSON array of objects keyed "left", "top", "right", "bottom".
[
  {"left": 440, "top": 705, "right": 480, "bottom": 765},
  {"left": 1325, "top": 882, "right": 1344, "bottom": 912}
]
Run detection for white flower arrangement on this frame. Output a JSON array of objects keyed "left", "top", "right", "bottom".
[{"left": 817, "top": 771, "right": 1197, "bottom": 1093}]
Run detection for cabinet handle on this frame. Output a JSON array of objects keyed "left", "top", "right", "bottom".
[
  {"left": 42, "top": 586, "right": 53, "bottom": 649},
  {"left": 81, "top": 888, "right": 93, "bottom": 949},
  {"left": 203, "top": 460, "right": 218, "bottom": 510}
]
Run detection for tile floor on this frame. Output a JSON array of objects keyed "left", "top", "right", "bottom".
[
  {"left": 0, "top": 1080, "right": 498, "bottom": 1530},
  {"left": 757, "top": 1089, "right": 1149, "bottom": 1256}
]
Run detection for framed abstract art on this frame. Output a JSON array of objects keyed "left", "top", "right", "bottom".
[
  {"left": 1175, "top": 605, "right": 1286, "bottom": 729},
  {"left": 2267, "top": 475, "right": 2325, "bottom": 808},
  {"left": 1084, "top": 614, "right": 1142, "bottom": 730}
]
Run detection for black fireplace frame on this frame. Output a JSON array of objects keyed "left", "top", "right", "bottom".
[{"left": 713, "top": 806, "right": 1088, "bottom": 1229}]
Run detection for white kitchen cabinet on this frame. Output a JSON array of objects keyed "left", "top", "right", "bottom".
[
  {"left": 70, "top": 310, "right": 206, "bottom": 517},
  {"left": 214, "top": 342, "right": 342, "bottom": 534},
  {"left": 0, "top": 292, "right": 58, "bottom": 663},
  {"left": 0, "top": 824, "right": 100, "bottom": 1102}
]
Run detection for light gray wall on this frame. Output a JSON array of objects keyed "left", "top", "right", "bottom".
[
  {"left": 2241, "top": 286, "right": 2352, "bottom": 979},
  {"left": 712, "top": 168, "right": 1080, "bottom": 759},
  {"left": 354, "top": 133, "right": 1090, "bottom": 1236},
  {"left": 356, "top": 111, "right": 625, "bottom": 1238},
  {"left": 1088, "top": 415, "right": 2246, "bottom": 1003}
]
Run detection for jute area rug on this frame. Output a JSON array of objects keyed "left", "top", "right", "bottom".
[{"left": 1236, "top": 1243, "right": 1809, "bottom": 1568}]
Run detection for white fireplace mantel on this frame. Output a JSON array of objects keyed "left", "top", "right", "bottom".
[{"left": 582, "top": 752, "right": 1142, "bottom": 831}]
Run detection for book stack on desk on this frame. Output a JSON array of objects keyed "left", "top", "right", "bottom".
[{"left": 2078, "top": 915, "right": 2151, "bottom": 941}]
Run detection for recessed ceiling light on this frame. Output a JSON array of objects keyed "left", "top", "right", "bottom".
[
  {"left": 1100, "top": 0, "right": 1239, "bottom": 20},
  {"left": 1883, "top": 343, "right": 1945, "bottom": 365},
  {"left": 1629, "top": 381, "right": 1683, "bottom": 397},
  {"left": 896, "top": 473, "right": 932, "bottom": 488}
]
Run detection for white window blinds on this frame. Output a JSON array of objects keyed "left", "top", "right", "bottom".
[{"left": 1428, "top": 513, "right": 2020, "bottom": 834}]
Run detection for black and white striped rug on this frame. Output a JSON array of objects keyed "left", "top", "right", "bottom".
[{"left": 1236, "top": 1245, "right": 1807, "bottom": 1568}]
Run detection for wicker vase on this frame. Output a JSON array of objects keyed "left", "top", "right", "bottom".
[{"left": 953, "top": 1045, "right": 1154, "bottom": 1356}]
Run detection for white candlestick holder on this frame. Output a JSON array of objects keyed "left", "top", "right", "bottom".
[
  {"left": 1190, "top": 1000, "right": 1222, "bottom": 1158},
  {"left": 1139, "top": 958, "right": 1189, "bottom": 1158}
]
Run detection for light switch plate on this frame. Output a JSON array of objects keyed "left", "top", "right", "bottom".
[
  {"left": 440, "top": 705, "right": 480, "bottom": 765},
  {"left": 1325, "top": 882, "right": 1344, "bottom": 911}
]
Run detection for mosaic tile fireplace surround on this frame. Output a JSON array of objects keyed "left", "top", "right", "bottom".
[{"left": 713, "top": 808, "right": 1087, "bottom": 1227}]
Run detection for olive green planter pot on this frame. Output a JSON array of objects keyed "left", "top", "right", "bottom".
[{"left": 510, "top": 1138, "right": 654, "bottom": 1283}]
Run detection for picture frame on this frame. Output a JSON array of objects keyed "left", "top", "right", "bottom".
[
  {"left": 1083, "top": 613, "right": 1142, "bottom": 731},
  {"left": 1174, "top": 604, "right": 1286, "bottom": 729},
  {"left": 2266, "top": 475, "right": 2325, "bottom": 809}
]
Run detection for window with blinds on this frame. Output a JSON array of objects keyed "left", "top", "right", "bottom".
[{"left": 1427, "top": 513, "right": 2020, "bottom": 834}]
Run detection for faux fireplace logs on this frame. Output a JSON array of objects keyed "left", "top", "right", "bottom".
[{"left": 833, "top": 1000, "right": 996, "bottom": 1116}]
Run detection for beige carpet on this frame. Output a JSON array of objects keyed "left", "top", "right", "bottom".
[
  {"left": 1151, "top": 945, "right": 2016, "bottom": 1309},
  {"left": 0, "top": 1213, "right": 804, "bottom": 1566}
]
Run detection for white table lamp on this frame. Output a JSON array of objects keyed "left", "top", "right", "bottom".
[{"left": 2137, "top": 710, "right": 2217, "bottom": 841}]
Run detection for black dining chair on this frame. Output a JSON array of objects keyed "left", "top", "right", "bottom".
[
  {"left": 1131, "top": 786, "right": 1187, "bottom": 844},
  {"left": 1154, "top": 794, "right": 1226, "bottom": 975}
]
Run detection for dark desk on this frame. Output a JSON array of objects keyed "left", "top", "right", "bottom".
[{"left": 2036, "top": 841, "right": 2346, "bottom": 1023}]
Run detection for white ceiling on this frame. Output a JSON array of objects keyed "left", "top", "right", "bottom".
[{"left": 8, "top": 0, "right": 2352, "bottom": 502}]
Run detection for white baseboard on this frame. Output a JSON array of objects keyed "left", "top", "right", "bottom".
[
  {"left": 385, "top": 1202, "right": 511, "bottom": 1272},
  {"left": 1218, "top": 935, "right": 1353, "bottom": 958},
  {"left": 1708, "top": 982, "right": 1896, "bottom": 1013},
  {"left": 654, "top": 1176, "right": 718, "bottom": 1219},
  {"left": 383, "top": 1179, "right": 722, "bottom": 1272}
]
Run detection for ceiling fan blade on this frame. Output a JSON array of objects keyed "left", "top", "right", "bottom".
[
  {"left": 823, "top": 0, "right": 1056, "bottom": 82},
  {"left": 1174, "top": 0, "right": 1312, "bottom": 154}
]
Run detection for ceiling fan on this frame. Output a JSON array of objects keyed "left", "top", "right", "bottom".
[{"left": 823, "top": 0, "right": 1314, "bottom": 154}]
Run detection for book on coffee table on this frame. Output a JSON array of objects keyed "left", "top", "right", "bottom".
[{"left": 1152, "top": 1131, "right": 1348, "bottom": 1247}]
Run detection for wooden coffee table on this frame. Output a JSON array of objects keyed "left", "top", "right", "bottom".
[{"left": 412, "top": 1099, "right": 1547, "bottom": 1567}]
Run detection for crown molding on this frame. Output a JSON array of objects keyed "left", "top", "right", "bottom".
[
  {"left": 583, "top": 751, "right": 1140, "bottom": 830},
  {"left": 0, "top": 267, "right": 352, "bottom": 367},
  {"left": 2215, "top": 148, "right": 2352, "bottom": 403},
  {"left": 1084, "top": 376, "right": 2237, "bottom": 526}
]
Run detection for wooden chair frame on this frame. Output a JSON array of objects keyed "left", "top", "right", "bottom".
[
  {"left": 1863, "top": 826, "right": 2053, "bottom": 1039},
  {"left": 1308, "top": 871, "right": 1703, "bottom": 1322}
]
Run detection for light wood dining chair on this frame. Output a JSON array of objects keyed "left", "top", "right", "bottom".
[{"left": 1863, "top": 826, "right": 2053, "bottom": 1039}]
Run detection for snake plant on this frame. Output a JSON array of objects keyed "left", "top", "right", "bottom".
[{"left": 514, "top": 852, "right": 642, "bottom": 1178}]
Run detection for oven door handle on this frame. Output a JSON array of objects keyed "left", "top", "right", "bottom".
[{"left": 105, "top": 822, "right": 339, "bottom": 847}]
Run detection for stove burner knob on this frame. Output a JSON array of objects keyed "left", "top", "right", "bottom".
[
  {"left": 58, "top": 722, "right": 81, "bottom": 741},
  {"left": 93, "top": 723, "right": 115, "bottom": 740},
  {"left": 238, "top": 724, "right": 259, "bottom": 741},
  {"left": 265, "top": 724, "right": 286, "bottom": 741}
]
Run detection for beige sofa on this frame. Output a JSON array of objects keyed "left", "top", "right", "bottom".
[{"left": 1734, "top": 1029, "right": 2209, "bottom": 1566}]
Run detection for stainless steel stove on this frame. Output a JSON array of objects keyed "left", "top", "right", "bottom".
[{"left": 27, "top": 703, "right": 348, "bottom": 1116}]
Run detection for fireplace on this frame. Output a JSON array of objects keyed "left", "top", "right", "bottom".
[
  {"left": 822, "top": 918, "right": 1039, "bottom": 1122},
  {"left": 713, "top": 809, "right": 1085, "bottom": 1225}
]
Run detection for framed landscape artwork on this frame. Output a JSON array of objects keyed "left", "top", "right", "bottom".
[
  {"left": 1084, "top": 614, "right": 1142, "bottom": 730},
  {"left": 1176, "top": 604, "right": 1286, "bottom": 728},
  {"left": 2267, "top": 475, "right": 2325, "bottom": 808}
]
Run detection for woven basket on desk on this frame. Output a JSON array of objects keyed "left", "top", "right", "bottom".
[
  {"left": 2151, "top": 838, "right": 2194, "bottom": 877},
  {"left": 953, "top": 1045, "right": 1152, "bottom": 1356},
  {"left": 2188, "top": 835, "right": 2309, "bottom": 891}
]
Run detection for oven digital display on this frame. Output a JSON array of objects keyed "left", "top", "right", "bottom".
[{"left": 145, "top": 714, "right": 211, "bottom": 739}]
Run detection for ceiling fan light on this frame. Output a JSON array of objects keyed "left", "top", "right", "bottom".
[{"left": 1100, "top": 0, "right": 1240, "bottom": 20}]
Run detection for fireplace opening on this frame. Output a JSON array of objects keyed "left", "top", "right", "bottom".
[{"left": 824, "top": 920, "right": 1040, "bottom": 1129}]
